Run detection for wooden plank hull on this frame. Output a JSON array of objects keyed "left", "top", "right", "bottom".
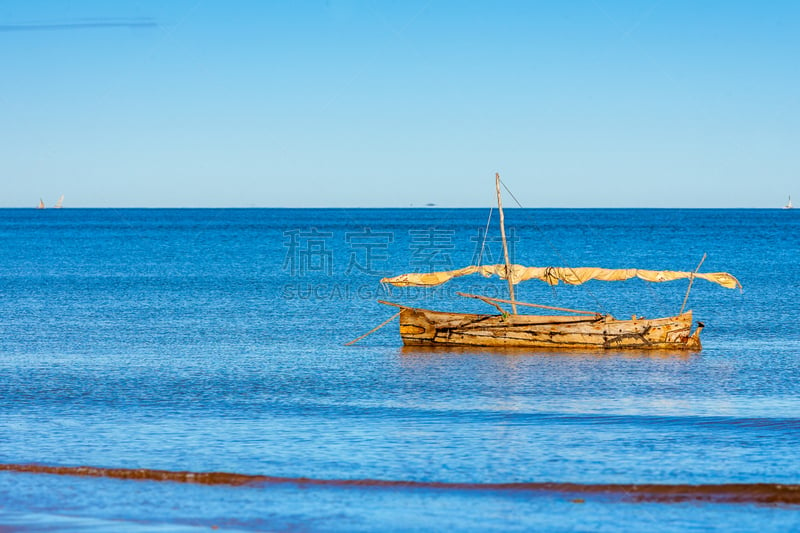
[{"left": 385, "top": 304, "right": 703, "bottom": 350}]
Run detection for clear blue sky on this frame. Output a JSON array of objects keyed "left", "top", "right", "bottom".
[{"left": 1, "top": 1, "right": 797, "bottom": 207}]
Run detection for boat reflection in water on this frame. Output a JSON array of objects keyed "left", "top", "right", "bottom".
[{"left": 398, "top": 345, "right": 695, "bottom": 361}]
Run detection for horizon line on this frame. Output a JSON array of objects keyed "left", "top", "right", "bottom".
[{"left": 1, "top": 205, "right": 794, "bottom": 210}]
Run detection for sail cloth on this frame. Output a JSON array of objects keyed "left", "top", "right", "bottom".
[{"left": 380, "top": 264, "right": 742, "bottom": 290}]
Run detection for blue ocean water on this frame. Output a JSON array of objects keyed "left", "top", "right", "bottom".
[{"left": 0, "top": 208, "right": 798, "bottom": 531}]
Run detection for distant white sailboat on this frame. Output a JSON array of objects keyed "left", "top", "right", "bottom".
[
  {"left": 54, "top": 195, "right": 64, "bottom": 209},
  {"left": 785, "top": 195, "right": 793, "bottom": 209},
  {"left": 37, "top": 198, "right": 45, "bottom": 209}
]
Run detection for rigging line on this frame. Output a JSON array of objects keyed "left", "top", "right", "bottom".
[
  {"left": 476, "top": 207, "right": 493, "bottom": 267},
  {"left": 500, "top": 179, "right": 525, "bottom": 210},
  {"left": 498, "top": 178, "right": 609, "bottom": 314},
  {"left": 344, "top": 311, "right": 402, "bottom": 346}
]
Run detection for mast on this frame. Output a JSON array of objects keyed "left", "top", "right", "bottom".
[{"left": 495, "top": 173, "right": 517, "bottom": 314}]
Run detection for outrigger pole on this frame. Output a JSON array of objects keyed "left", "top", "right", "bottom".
[
  {"left": 496, "top": 173, "right": 517, "bottom": 314},
  {"left": 344, "top": 311, "right": 402, "bottom": 346}
]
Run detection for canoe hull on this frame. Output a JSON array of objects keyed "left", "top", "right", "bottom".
[{"left": 386, "top": 304, "right": 702, "bottom": 350}]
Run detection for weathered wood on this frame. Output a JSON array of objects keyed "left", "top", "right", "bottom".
[
  {"left": 461, "top": 292, "right": 508, "bottom": 314},
  {"left": 495, "top": 173, "right": 517, "bottom": 314},
  {"left": 457, "top": 292, "right": 599, "bottom": 316},
  {"left": 379, "top": 301, "right": 701, "bottom": 350}
]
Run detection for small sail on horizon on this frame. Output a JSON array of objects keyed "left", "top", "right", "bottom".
[
  {"left": 37, "top": 198, "right": 45, "bottom": 209},
  {"left": 54, "top": 195, "right": 64, "bottom": 209},
  {"left": 785, "top": 195, "right": 793, "bottom": 209}
]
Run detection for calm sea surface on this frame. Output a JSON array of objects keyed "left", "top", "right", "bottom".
[{"left": 0, "top": 208, "right": 798, "bottom": 531}]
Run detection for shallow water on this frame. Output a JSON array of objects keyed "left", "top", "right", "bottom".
[{"left": 1, "top": 208, "right": 798, "bottom": 530}]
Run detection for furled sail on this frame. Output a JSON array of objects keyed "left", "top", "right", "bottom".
[{"left": 381, "top": 264, "right": 742, "bottom": 290}]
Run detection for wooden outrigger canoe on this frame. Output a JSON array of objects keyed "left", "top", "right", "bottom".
[
  {"left": 379, "top": 300, "right": 703, "bottom": 350},
  {"left": 350, "top": 173, "right": 740, "bottom": 351}
]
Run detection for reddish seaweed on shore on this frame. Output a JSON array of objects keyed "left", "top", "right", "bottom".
[{"left": 1, "top": 463, "right": 798, "bottom": 505}]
